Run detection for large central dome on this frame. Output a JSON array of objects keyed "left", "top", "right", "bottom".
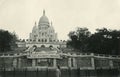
[{"left": 39, "top": 10, "right": 49, "bottom": 24}]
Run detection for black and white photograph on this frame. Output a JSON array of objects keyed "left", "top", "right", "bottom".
[{"left": 0, "top": 0, "right": 120, "bottom": 77}]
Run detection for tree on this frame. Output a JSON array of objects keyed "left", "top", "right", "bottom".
[
  {"left": 67, "top": 27, "right": 120, "bottom": 55},
  {"left": 67, "top": 27, "right": 91, "bottom": 52},
  {"left": 67, "top": 31, "right": 78, "bottom": 48},
  {"left": 89, "top": 28, "right": 120, "bottom": 55},
  {"left": 0, "top": 29, "right": 18, "bottom": 52},
  {"left": 88, "top": 28, "right": 109, "bottom": 54}
]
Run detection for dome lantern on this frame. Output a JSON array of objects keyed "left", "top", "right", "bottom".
[{"left": 38, "top": 10, "right": 49, "bottom": 25}]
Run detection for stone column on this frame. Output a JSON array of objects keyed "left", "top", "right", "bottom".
[
  {"left": 32, "top": 59, "right": 36, "bottom": 67},
  {"left": 73, "top": 54, "right": 77, "bottom": 68},
  {"left": 68, "top": 57, "right": 72, "bottom": 67},
  {"left": 53, "top": 58, "right": 57, "bottom": 67},
  {"left": 109, "top": 60, "right": 113, "bottom": 68},
  {"left": 13, "top": 58, "right": 17, "bottom": 68},
  {"left": 91, "top": 53, "right": 95, "bottom": 69},
  {"left": 18, "top": 58, "right": 21, "bottom": 68}
]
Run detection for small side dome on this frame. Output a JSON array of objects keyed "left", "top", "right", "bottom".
[{"left": 32, "top": 22, "right": 37, "bottom": 32}]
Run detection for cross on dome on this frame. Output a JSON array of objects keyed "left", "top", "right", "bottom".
[{"left": 43, "top": 10, "right": 45, "bottom": 16}]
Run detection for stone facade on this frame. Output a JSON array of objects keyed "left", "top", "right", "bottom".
[
  {"left": 29, "top": 10, "right": 57, "bottom": 43},
  {"left": 17, "top": 10, "right": 66, "bottom": 48}
]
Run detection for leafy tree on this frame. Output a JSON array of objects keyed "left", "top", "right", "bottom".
[
  {"left": 67, "top": 27, "right": 91, "bottom": 52},
  {"left": 89, "top": 28, "right": 120, "bottom": 55},
  {"left": 88, "top": 28, "right": 109, "bottom": 54},
  {"left": 0, "top": 29, "right": 18, "bottom": 52},
  {"left": 67, "top": 27, "right": 120, "bottom": 55},
  {"left": 67, "top": 31, "right": 78, "bottom": 48}
]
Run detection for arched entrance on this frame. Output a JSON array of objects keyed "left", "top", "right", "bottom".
[
  {"left": 32, "top": 45, "right": 37, "bottom": 51},
  {"left": 41, "top": 45, "right": 45, "bottom": 48},
  {"left": 33, "top": 45, "right": 37, "bottom": 48},
  {"left": 49, "top": 45, "right": 53, "bottom": 48}
]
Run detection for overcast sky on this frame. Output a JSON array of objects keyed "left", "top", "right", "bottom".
[{"left": 0, "top": 0, "right": 120, "bottom": 40}]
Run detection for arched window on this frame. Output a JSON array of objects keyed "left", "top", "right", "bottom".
[
  {"left": 45, "top": 39, "right": 47, "bottom": 42},
  {"left": 42, "top": 39, "right": 44, "bottom": 42}
]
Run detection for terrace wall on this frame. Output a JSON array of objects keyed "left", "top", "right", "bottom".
[{"left": 0, "top": 53, "right": 120, "bottom": 69}]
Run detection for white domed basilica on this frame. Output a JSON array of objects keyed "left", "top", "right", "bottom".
[
  {"left": 17, "top": 10, "right": 66, "bottom": 48},
  {"left": 29, "top": 10, "right": 57, "bottom": 43}
]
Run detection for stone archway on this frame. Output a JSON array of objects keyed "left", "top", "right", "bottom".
[
  {"left": 49, "top": 45, "right": 53, "bottom": 48},
  {"left": 32, "top": 45, "right": 37, "bottom": 51},
  {"left": 33, "top": 45, "right": 37, "bottom": 48},
  {"left": 41, "top": 45, "right": 45, "bottom": 48}
]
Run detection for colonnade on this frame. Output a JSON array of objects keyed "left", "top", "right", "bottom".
[
  {"left": 30, "top": 56, "right": 95, "bottom": 68},
  {"left": 12, "top": 54, "right": 115, "bottom": 69}
]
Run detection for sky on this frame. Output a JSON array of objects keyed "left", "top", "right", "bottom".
[{"left": 0, "top": 0, "right": 120, "bottom": 40}]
